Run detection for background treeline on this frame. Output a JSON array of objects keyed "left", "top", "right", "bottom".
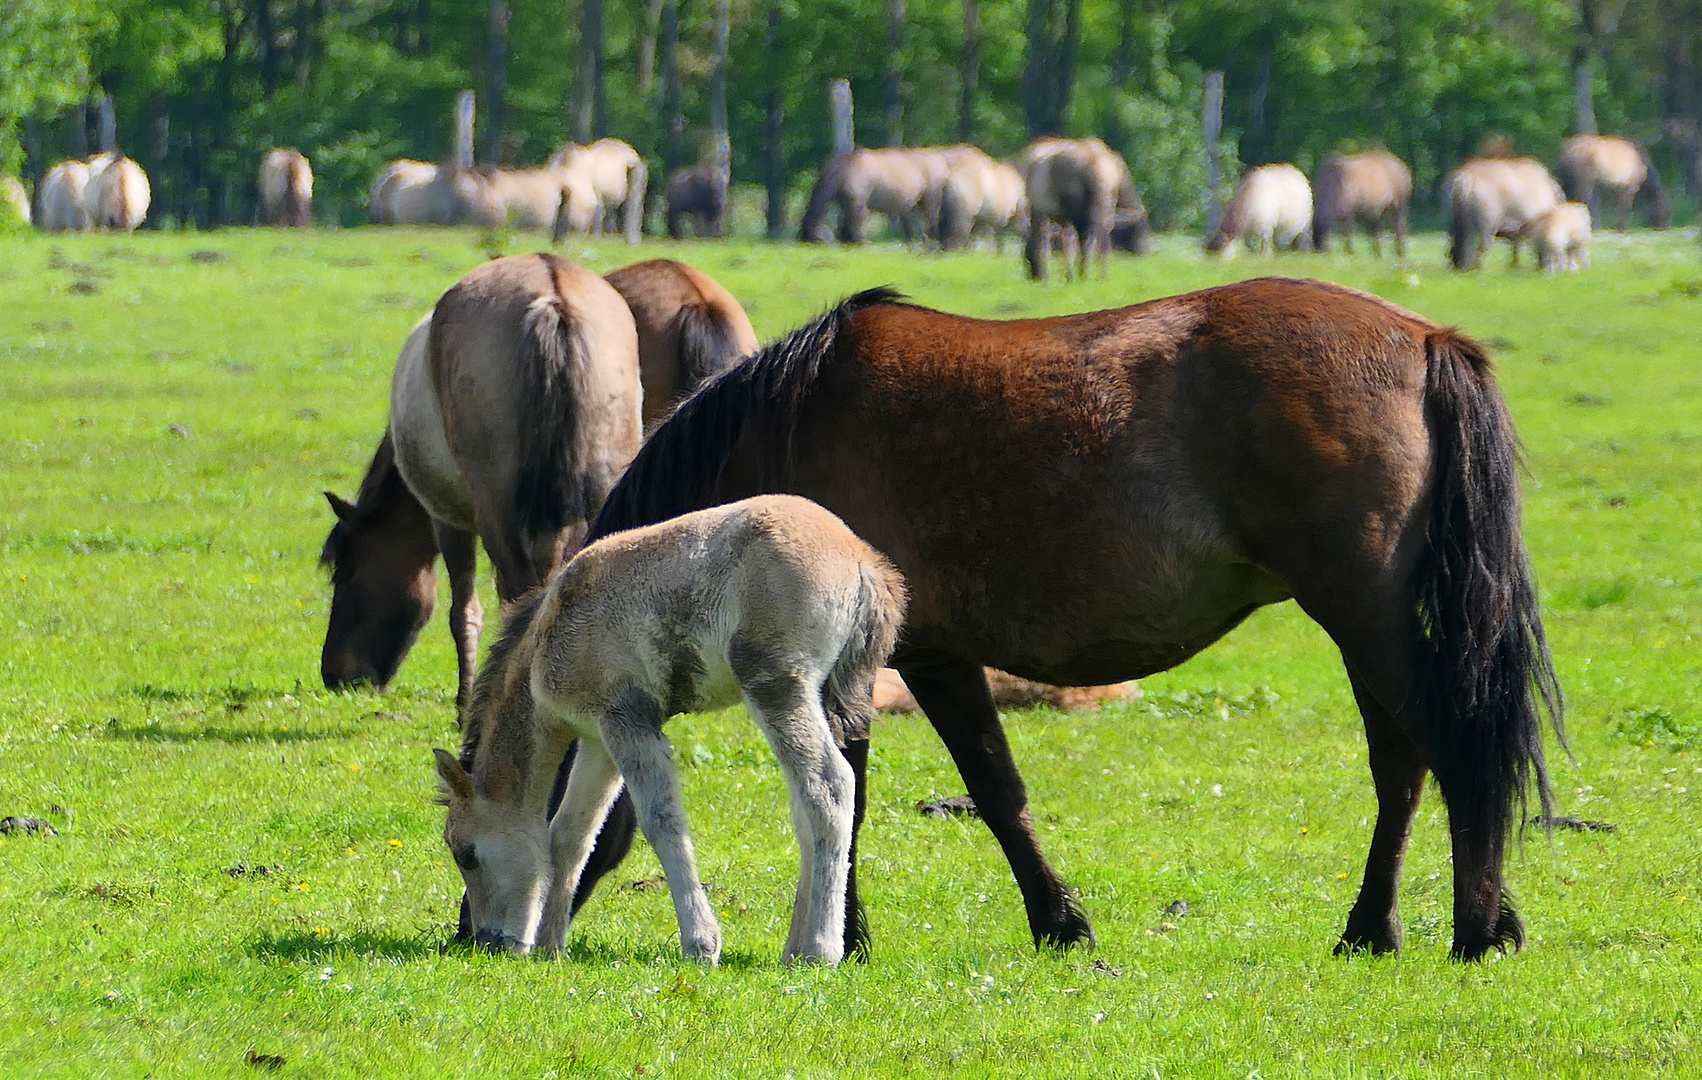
[{"left": 5, "top": 0, "right": 1701, "bottom": 230}]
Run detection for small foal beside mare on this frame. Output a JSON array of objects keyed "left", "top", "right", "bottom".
[{"left": 436, "top": 495, "right": 905, "bottom": 965}]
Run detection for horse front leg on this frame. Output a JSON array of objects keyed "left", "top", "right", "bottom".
[
  {"left": 899, "top": 655, "right": 1093, "bottom": 949},
  {"left": 433, "top": 522, "right": 483, "bottom": 714},
  {"left": 538, "top": 738, "right": 626, "bottom": 956}
]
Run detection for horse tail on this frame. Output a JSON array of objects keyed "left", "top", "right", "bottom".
[
  {"left": 824, "top": 554, "right": 908, "bottom": 748},
  {"left": 1635, "top": 144, "right": 1671, "bottom": 228},
  {"left": 1447, "top": 172, "right": 1475, "bottom": 269},
  {"left": 669, "top": 300, "right": 747, "bottom": 397},
  {"left": 587, "top": 287, "right": 904, "bottom": 543},
  {"left": 512, "top": 255, "right": 598, "bottom": 538},
  {"left": 800, "top": 153, "right": 850, "bottom": 242},
  {"left": 1312, "top": 157, "right": 1340, "bottom": 250},
  {"left": 1415, "top": 329, "right": 1564, "bottom": 909},
  {"left": 623, "top": 156, "right": 647, "bottom": 245}
]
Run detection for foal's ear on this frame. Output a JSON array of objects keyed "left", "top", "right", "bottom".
[
  {"left": 433, "top": 748, "right": 474, "bottom": 802},
  {"left": 324, "top": 491, "right": 356, "bottom": 521}
]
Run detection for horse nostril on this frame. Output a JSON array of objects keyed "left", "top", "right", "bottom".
[{"left": 322, "top": 655, "right": 376, "bottom": 692}]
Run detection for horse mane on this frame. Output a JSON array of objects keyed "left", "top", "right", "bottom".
[
  {"left": 318, "top": 429, "right": 406, "bottom": 569},
  {"left": 455, "top": 584, "right": 551, "bottom": 773},
  {"left": 585, "top": 286, "right": 906, "bottom": 544},
  {"left": 511, "top": 253, "right": 596, "bottom": 537}
]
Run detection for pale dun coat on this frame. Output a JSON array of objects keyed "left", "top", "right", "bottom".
[
  {"left": 1519, "top": 202, "right": 1592, "bottom": 272},
  {"left": 549, "top": 138, "right": 648, "bottom": 244},
  {"left": 84, "top": 153, "right": 151, "bottom": 232},
  {"left": 1205, "top": 163, "right": 1313, "bottom": 255},
  {"left": 38, "top": 161, "right": 91, "bottom": 231},
  {"left": 2, "top": 176, "right": 29, "bottom": 225},
  {"left": 435, "top": 495, "right": 906, "bottom": 966},
  {"left": 1446, "top": 155, "right": 1563, "bottom": 269},
  {"left": 1557, "top": 134, "right": 1666, "bottom": 229},
  {"left": 258, "top": 148, "right": 313, "bottom": 226}
]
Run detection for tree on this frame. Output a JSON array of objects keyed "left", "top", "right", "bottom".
[
  {"left": 884, "top": 0, "right": 904, "bottom": 144},
  {"left": 1023, "top": 0, "right": 1081, "bottom": 136},
  {"left": 958, "top": 0, "right": 977, "bottom": 142}
]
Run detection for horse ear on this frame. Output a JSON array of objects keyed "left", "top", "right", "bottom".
[
  {"left": 324, "top": 491, "right": 356, "bottom": 521},
  {"left": 433, "top": 748, "right": 474, "bottom": 802}
]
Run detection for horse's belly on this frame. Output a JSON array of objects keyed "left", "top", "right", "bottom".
[{"left": 389, "top": 318, "right": 477, "bottom": 530}]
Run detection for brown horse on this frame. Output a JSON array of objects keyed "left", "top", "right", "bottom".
[
  {"left": 566, "top": 278, "right": 1563, "bottom": 963},
  {"left": 1557, "top": 134, "right": 1669, "bottom": 230},
  {"left": 1022, "top": 137, "right": 1131, "bottom": 280},
  {"left": 1312, "top": 149, "right": 1411, "bottom": 256},
  {"left": 665, "top": 162, "right": 729, "bottom": 239},
  {"left": 603, "top": 258, "right": 758, "bottom": 429},
  {"left": 319, "top": 253, "right": 641, "bottom": 703}
]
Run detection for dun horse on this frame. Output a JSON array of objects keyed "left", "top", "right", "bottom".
[
  {"left": 563, "top": 278, "right": 1562, "bottom": 963},
  {"left": 320, "top": 253, "right": 641, "bottom": 702},
  {"left": 259, "top": 148, "right": 313, "bottom": 227},
  {"left": 4, "top": 176, "right": 29, "bottom": 225},
  {"left": 486, "top": 167, "right": 573, "bottom": 231},
  {"left": 603, "top": 258, "right": 757, "bottom": 428},
  {"left": 938, "top": 148, "right": 1026, "bottom": 253},
  {"left": 1205, "top": 164, "right": 1312, "bottom": 255},
  {"left": 1557, "top": 134, "right": 1669, "bottom": 230},
  {"left": 1312, "top": 149, "right": 1411, "bottom": 256},
  {"left": 436, "top": 495, "right": 905, "bottom": 964},
  {"left": 369, "top": 160, "right": 502, "bottom": 226},
  {"left": 38, "top": 162, "right": 91, "bottom": 231},
  {"left": 1446, "top": 156, "right": 1563, "bottom": 270},
  {"left": 1519, "top": 202, "right": 1592, "bottom": 272},
  {"left": 1022, "top": 137, "right": 1131, "bottom": 280},
  {"left": 798, "top": 147, "right": 950, "bottom": 244},
  {"left": 549, "top": 138, "right": 647, "bottom": 245}
]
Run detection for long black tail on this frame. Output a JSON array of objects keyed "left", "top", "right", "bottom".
[
  {"left": 512, "top": 255, "right": 596, "bottom": 538},
  {"left": 1416, "top": 329, "right": 1564, "bottom": 844},
  {"left": 1447, "top": 177, "right": 1475, "bottom": 270},
  {"left": 669, "top": 300, "right": 747, "bottom": 398},
  {"left": 585, "top": 287, "right": 903, "bottom": 544}
]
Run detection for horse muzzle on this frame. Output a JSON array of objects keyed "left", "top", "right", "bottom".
[{"left": 473, "top": 928, "right": 532, "bottom": 956}]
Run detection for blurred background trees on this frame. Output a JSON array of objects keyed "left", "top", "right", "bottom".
[{"left": 3, "top": 0, "right": 1698, "bottom": 229}]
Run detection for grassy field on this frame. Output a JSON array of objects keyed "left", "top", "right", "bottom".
[{"left": 2, "top": 225, "right": 1700, "bottom": 1078}]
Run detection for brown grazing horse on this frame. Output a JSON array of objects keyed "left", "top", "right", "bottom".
[
  {"left": 665, "top": 162, "right": 729, "bottom": 239},
  {"left": 602, "top": 258, "right": 758, "bottom": 429},
  {"left": 1312, "top": 149, "right": 1412, "bottom": 256},
  {"left": 565, "top": 278, "right": 1563, "bottom": 963}
]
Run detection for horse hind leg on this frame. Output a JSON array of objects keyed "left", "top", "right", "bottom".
[
  {"left": 1335, "top": 665, "right": 1427, "bottom": 955},
  {"left": 900, "top": 656, "right": 1093, "bottom": 949},
  {"left": 434, "top": 522, "right": 483, "bottom": 714}
]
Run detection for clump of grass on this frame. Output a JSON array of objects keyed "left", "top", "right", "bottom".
[{"left": 1614, "top": 706, "right": 1699, "bottom": 751}]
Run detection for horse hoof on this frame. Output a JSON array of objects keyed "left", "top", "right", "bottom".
[{"left": 1033, "top": 899, "right": 1096, "bottom": 951}]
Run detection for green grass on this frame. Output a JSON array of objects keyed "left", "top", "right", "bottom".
[{"left": 2, "top": 226, "right": 1700, "bottom": 1078}]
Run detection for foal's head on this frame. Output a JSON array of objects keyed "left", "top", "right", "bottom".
[
  {"left": 319, "top": 477, "right": 439, "bottom": 693},
  {"left": 434, "top": 588, "right": 553, "bottom": 954}
]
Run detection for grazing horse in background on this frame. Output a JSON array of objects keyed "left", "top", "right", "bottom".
[
  {"left": 664, "top": 162, "right": 729, "bottom": 239},
  {"left": 486, "top": 168, "right": 571, "bottom": 231},
  {"left": 563, "top": 279, "right": 1563, "bottom": 963},
  {"left": 1558, "top": 135, "right": 1669, "bottom": 230},
  {"left": 1312, "top": 149, "right": 1412, "bottom": 256},
  {"left": 603, "top": 258, "right": 757, "bottom": 429},
  {"left": 38, "top": 161, "right": 91, "bottom": 231},
  {"left": 3, "top": 176, "right": 30, "bottom": 226},
  {"left": 798, "top": 147, "right": 950, "bottom": 245},
  {"left": 1021, "top": 137, "right": 1131, "bottom": 280},
  {"left": 370, "top": 160, "right": 502, "bottom": 227},
  {"left": 549, "top": 138, "right": 647, "bottom": 245},
  {"left": 1205, "top": 164, "right": 1312, "bottom": 255},
  {"left": 1446, "top": 156, "right": 1563, "bottom": 270},
  {"left": 259, "top": 148, "right": 313, "bottom": 227},
  {"left": 436, "top": 495, "right": 905, "bottom": 965},
  {"left": 1519, "top": 203, "right": 1592, "bottom": 272},
  {"left": 320, "top": 253, "right": 641, "bottom": 703},
  {"left": 938, "top": 148, "right": 1027, "bottom": 253},
  {"left": 83, "top": 153, "right": 150, "bottom": 232}
]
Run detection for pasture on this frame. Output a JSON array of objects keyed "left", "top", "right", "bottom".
[{"left": 2, "top": 227, "right": 1699, "bottom": 1077}]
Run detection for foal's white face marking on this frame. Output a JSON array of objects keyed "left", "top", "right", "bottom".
[{"left": 435, "top": 749, "right": 549, "bottom": 954}]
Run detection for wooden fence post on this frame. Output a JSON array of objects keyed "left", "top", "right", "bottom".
[
  {"left": 1202, "top": 69, "right": 1223, "bottom": 233},
  {"left": 1574, "top": 64, "right": 1597, "bottom": 135},
  {"left": 455, "top": 91, "right": 475, "bottom": 168},
  {"left": 831, "top": 79, "right": 854, "bottom": 157}
]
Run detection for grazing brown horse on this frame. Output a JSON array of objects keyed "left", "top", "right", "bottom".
[
  {"left": 1312, "top": 149, "right": 1412, "bottom": 256},
  {"left": 603, "top": 259, "right": 758, "bottom": 429},
  {"left": 665, "top": 162, "right": 729, "bottom": 239},
  {"left": 565, "top": 279, "right": 1563, "bottom": 963},
  {"left": 319, "top": 253, "right": 641, "bottom": 703}
]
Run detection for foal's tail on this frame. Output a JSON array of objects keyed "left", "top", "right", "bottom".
[
  {"left": 513, "top": 256, "right": 596, "bottom": 537},
  {"left": 824, "top": 556, "right": 909, "bottom": 746},
  {"left": 1416, "top": 330, "right": 1564, "bottom": 862}
]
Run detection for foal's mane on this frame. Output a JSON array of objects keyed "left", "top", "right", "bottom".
[
  {"left": 584, "top": 287, "right": 906, "bottom": 544},
  {"left": 318, "top": 429, "right": 407, "bottom": 569},
  {"left": 456, "top": 584, "right": 551, "bottom": 774}
]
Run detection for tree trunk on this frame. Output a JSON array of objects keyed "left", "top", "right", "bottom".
[
  {"left": 660, "top": 0, "right": 682, "bottom": 177},
  {"left": 764, "top": 4, "right": 786, "bottom": 238},
  {"left": 149, "top": 93, "right": 170, "bottom": 221},
  {"left": 414, "top": 0, "right": 429, "bottom": 55},
  {"left": 884, "top": 0, "right": 904, "bottom": 145},
  {"left": 637, "top": 0, "right": 663, "bottom": 97},
  {"left": 486, "top": 0, "right": 509, "bottom": 163},
  {"left": 710, "top": 0, "right": 730, "bottom": 171},
  {"left": 1022, "top": 0, "right": 1079, "bottom": 136},
  {"left": 572, "top": 0, "right": 606, "bottom": 142},
  {"left": 258, "top": 0, "right": 279, "bottom": 96},
  {"left": 23, "top": 116, "right": 43, "bottom": 190},
  {"left": 958, "top": 0, "right": 978, "bottom": 142},
  {"left": 212, "top": 4, "right": 240, "bottom": 224},
  {"left": 1574, "top": 64, "right": 1597, "bottom": 135},
  {"left": 1245, "top": 44, "right": 1272, "bottom": 164},
  {"left": 68, "top": 101, "right": 88, "bottom": 159},
  {"left": 455, "top": 91, "right": 476, "bottom": 169},
  {"left": 97, "top": 93, "right": 116, "bottom": 154},
  {"left": 1111, "top": 0, "right": 1134, "bottom": 88}
]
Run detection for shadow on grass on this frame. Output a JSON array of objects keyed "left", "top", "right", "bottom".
[{"left": 248, "top": 928, "right": 441, "bottom": 963}]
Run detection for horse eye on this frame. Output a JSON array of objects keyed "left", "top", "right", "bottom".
[{"left": 455, "top": 845, "right": 479, "bottom": 871}]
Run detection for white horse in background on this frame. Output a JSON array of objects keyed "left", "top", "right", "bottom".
[
  {"left": 549, "top": 138, "right": 647, "bottom": 244},
  {"left": 1205, "top": 163, "right": 1312, "bottom": 255},
  {"left": 259, "top": 148, "right": 313, "bottom": 226},
  {"left": 369, "top": 159, "right": 502, "bottom": 226},
  {"left": 1519, "top": 202, "right": 1592, "bottom": 272},
  {"left": 435, "top": 495, "right": 905, "bottom": 966}
]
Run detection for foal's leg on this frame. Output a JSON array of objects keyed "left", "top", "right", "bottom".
[
  {"left": 433, "top": 522, "right": 483, "bottom": 713},
  {"left": 599, "top": 692, "right": 722, "bottom": 964},
  {"left": 537, "top": 740, "right": 626, "bottom": 956},
  {"left": 1335, "top": 665, "right": 1427, "bottom": 956},
  {"left": 899, "top": 656, "right": 1093, "bottom": 948},
  {"left": 742, "top": 673, "right": 855, "bottom": 965}
]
